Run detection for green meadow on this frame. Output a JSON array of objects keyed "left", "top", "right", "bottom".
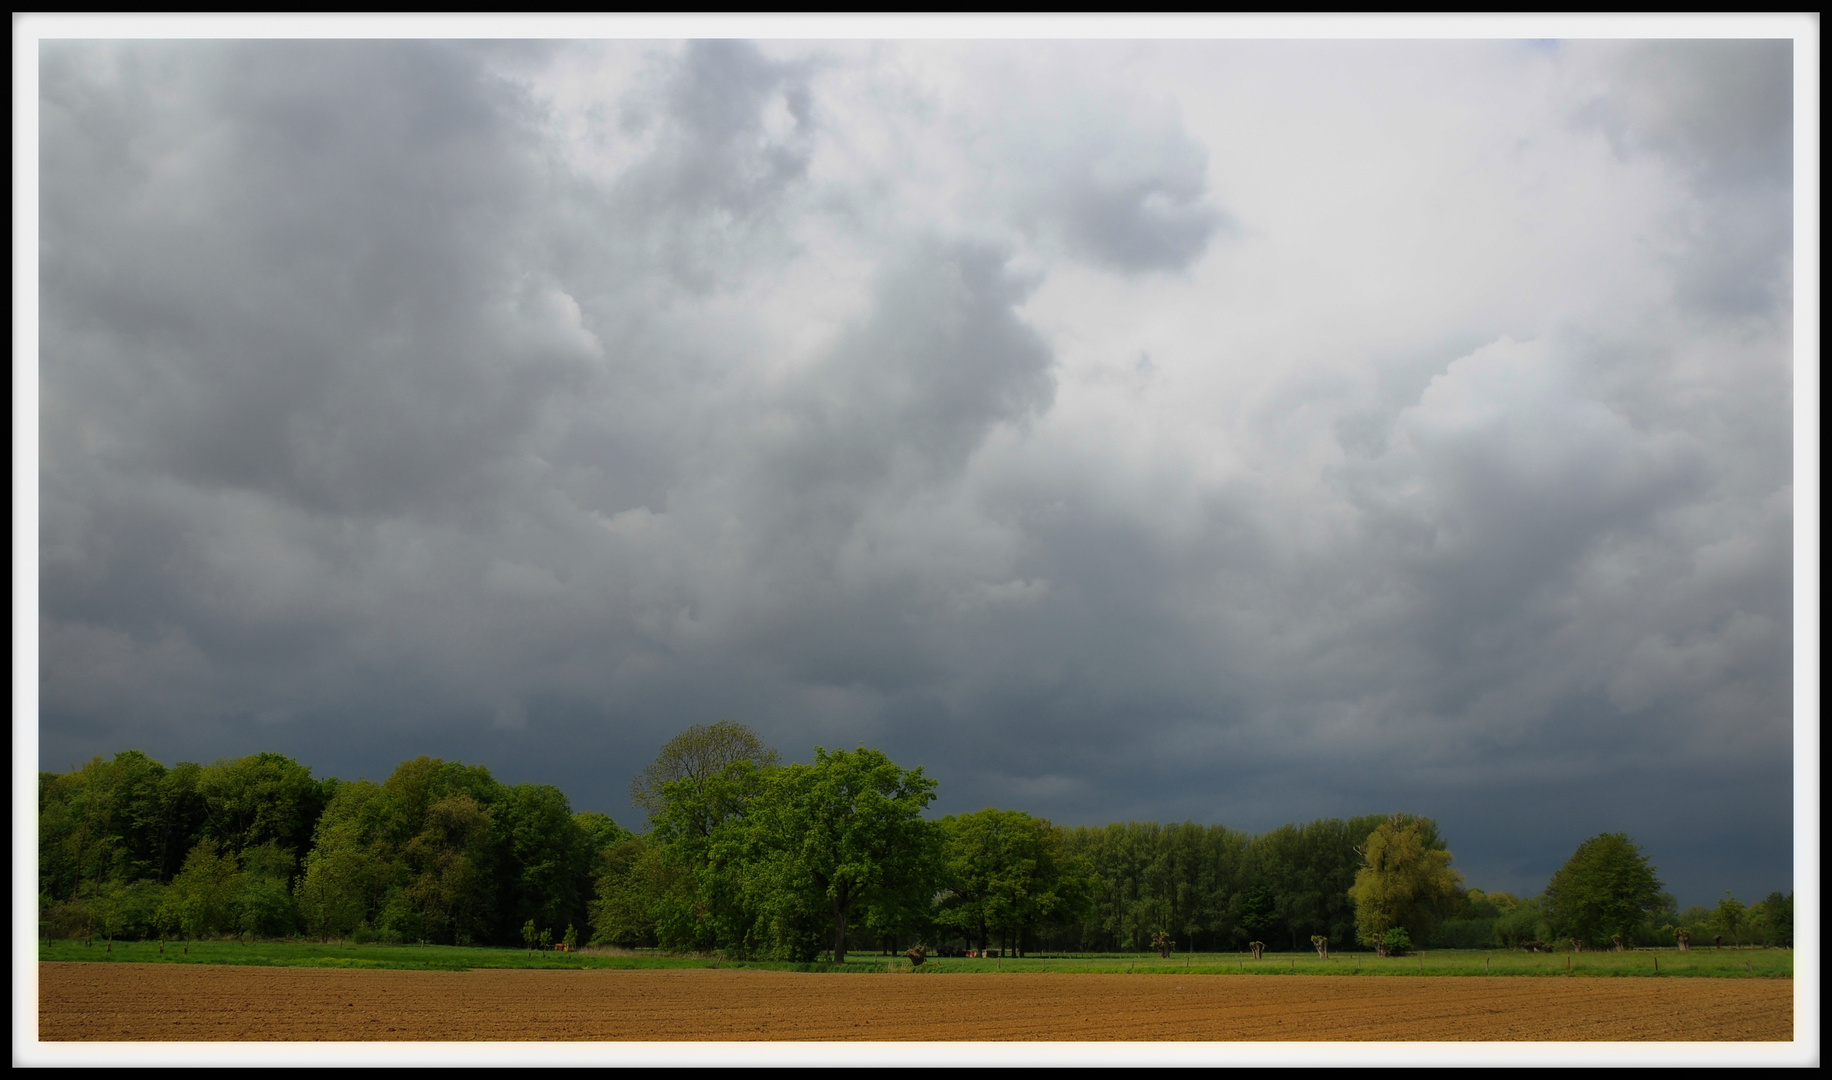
[{"left": 39, "top": 940, "right": 1791, "bottom": 979}]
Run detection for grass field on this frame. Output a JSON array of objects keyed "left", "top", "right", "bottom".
[{"left": 35, "top": 939, "right": 1792, "bottom": 978}]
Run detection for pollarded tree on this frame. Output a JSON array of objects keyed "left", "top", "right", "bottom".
[
  {"left": 1543, "top": 833, "right": 1663, "bottom": 949},
  {"left": 1347, "top": 814, "right": 1462, "bottom": 956}
]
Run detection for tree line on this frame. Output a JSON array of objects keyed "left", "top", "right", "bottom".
[{"left": 38, "top": 725, "right": 1792, "bottom": 957}]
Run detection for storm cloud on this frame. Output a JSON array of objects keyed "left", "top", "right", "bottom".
[{"left": 35, "top": 37, "right": 1798, "bottom": 906}]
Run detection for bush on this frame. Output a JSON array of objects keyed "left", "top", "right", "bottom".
[
  {"left": 111, "top": 880, "right": 170, "bottom": 940},
  {"left": 1382, "top": 927, "right": 1414, "bottom": 956},
  {"left": 1494, "top": 903, "right": 1546, "bottom": 948}
]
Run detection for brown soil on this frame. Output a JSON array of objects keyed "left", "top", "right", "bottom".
[{"left": 38, "top": 964, "right": 1792, "bottom": 1041}]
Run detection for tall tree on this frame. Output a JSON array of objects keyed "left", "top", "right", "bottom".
[
  {"left": 495, "top": 784, "right": 595, "bottom": 942},
  {"left": 649, "top": 757, "right": 776, "bottom": 953},
  {"left": 588, "top": 835, "right": 671, "bottom": 947},
  {"left": 196, "top": 752, "right": 326, "bottom": 859},
  {"left": 935, "top": 809, "right": 1090, "bottom": 956},
  {"left": 743, "top": 747, "right": 939, "bottom": 964},
  {"left": 1543, "top": 832, "right": 1664, "bottom": 948},
  {"left": 400, "top": 793, "right": 497, "bottom": 945},
  {"left": 1347, "top": 813, "right": 1463, "bottom": 956},
  {"left": 630, "top": 721, "right": 780, "bottom": 829},
  {"left": 294, "top": 780, "right": 389, "bottom": 941}
]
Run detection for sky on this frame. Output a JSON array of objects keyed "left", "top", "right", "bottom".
[{"left": 23, "top": 21, "right": 1814, "bottom": 909}]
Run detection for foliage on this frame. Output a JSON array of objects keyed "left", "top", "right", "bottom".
[
  {"left": 295, "top": 780, "right": 389, "bottom": 942},
  {"left": 934, "top": 809, "right": 1092, "bottom": 956},
  {"left": 1544, "top": 833, "right": 1664, "bottom": 948},
  {"left": 739, "top": 747, "right": 940, "bottom": 963},
  {"left": 236, "top": 841, "right": 299, "bottom": 937},
  {"left": 1429, "top": 917, "right": 1499, "bottom": 949},
  {"left": 160, "top": 838, "right": 244, "bottom": 939},
  {"left": 1494, "top": 898, "right": 1549, "bottom": 949},
  {"left": 196, "top": 753, "right": 326, "bottom": 858},
  {"left": 494, "top": 783, "right": 595, "bottom": 942},
  {"left": 1748, "top": 891, "right": 1792, "bottom": 947},
  {"left": 648, "top": 758, "right": 776, "bottom": 954},
  {"left": 574, "top": 811, "right": 634, "bottom": 852},
  {"left": 588, "top": 837, "right": 669, "bottom": 947},
  {"left": 629, "top": 721, "right": 780, "bottom": 828},
  {"left": 48, "top": 742, "right": 1778, "bottom": 965},
  {"left": 1710, "top": 893, "right": 1747, "bottom": 945},
  {"left": 1347, "top": 814, "right": 1463, "bottom": 951}
]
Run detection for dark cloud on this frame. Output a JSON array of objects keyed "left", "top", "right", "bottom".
[
  {"left": 40, "top": 41, "right": 577, "bottom": 520},
  {"left": 35, "top": 39, "right": 1795, "bottom": 909}
]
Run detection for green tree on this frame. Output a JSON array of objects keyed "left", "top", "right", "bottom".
[
  {"left": 236, "top": 841, "right": 299, "bottom": 938},
  {"left": 294, "top": 780, "right": 388, "bottom": 942},
  {"left": 1711, "top": 893, "right": 1747, "bottom": 946},
  {"left": 1347, "top": 814, "right": 1463, "bottom": 956},
  {"left": 589, "top": 835, "right": 671, "bottom": 947},
  {"left": 648, "top": 757, "right": 775, "bottom": 954},
  {"left": 196, "top": 752, "right": 326, "bottom": 858},
  {"left": 1543, "top": 833, "right": 1664, "bottom": 948},
  {"left": 742, "top": 747, "right": 939, "bottom": 964},
  {"left": 630, "top": 721, "right": 780, "bottom": 830},
  {"left": 1494, "top": 896, "right": 1548, "bottom": 948},
  {"left": 574, "top": 811, "right": 633, "bottom": 853},
  {"left": 495, "top": 783, "right": 594, "bottom": 943},
  {"left": 1748, "top": 891, "right": 1792, "bottom": 947},
  {"left": 935, "top": 809, "right": 1090, "bottom": 957},
  {"left": 399, "top": 793, "right": 496, "bottom": 945},
  {"left": 366, "top": 757, "right": 505, "bottom": 944},
  {"left": 160, "top": 838, "right": 243, "bottom": 939}
]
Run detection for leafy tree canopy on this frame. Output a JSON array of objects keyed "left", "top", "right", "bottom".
[
  {"left": 1544, "top": 832, "right": 1664, "bottom": 947},
  {"left": 630, "top": 721, "right": 780, "bottom": 829},
  {"left": 742, "top": 747, "right": 938, "bottom": 964},
  {"left": 935, "top": 809, "right": 1092, "bottom": 955},
  {"left": 1347, "top": 813, "right": 1462, "bottom": 952}
]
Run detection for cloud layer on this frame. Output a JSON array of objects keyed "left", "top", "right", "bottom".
[{"left": 37, "top": 39, "right": 1795, "bottom": 905}]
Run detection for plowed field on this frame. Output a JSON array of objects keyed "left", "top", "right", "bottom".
[{"left": 39, "top": 964, "right": 1791, "bottom": 1041}]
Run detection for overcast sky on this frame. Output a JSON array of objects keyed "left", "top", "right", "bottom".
[{"left": 30, "top": 30, "right": 1806, "bottom": 906}]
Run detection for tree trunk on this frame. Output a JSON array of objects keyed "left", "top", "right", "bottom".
[{"left": 832, "top": 899, "right": 848, "bottom": 965}]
